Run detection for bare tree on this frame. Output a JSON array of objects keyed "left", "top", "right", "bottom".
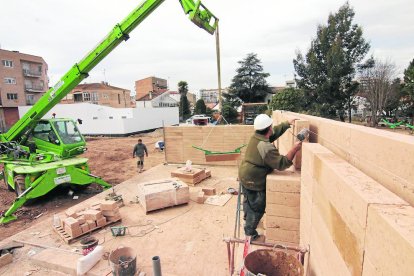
[{"left": 358, "top": 58, "right": 398, "bottom": 126}]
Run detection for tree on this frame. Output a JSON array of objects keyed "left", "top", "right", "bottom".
[
  {"left": 221, "top": 104, "right": 239, "bottom": 123},
  {"left": 178, "top": 81, "right": 190, "bottom": 120},
  {"left": 229, "top": 53, "right": 271, "bottom": 103},
  {"left": 194, "top": 99, "right": 207, "bottom": 115},
  {"left": 358, "top": 58, "right": 398, "bottom": 126},
  {"left": 270, "top": 88, "right": 305, "bottom": 112},
  {"left": 401, "top": 59, "right": 414, "bottom": 120},
  {"left": 293, "top": 2, "right": 370, "bottom": 122}
]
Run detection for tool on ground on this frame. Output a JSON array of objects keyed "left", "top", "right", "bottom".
[
  {"left": 111, "top": 226, "right": 128, "bottom": 237},
  {"left": 0, "top": 0, "right": 218, "bottom": 224},
  {"left": 227, "top": 187, "right": 238, "bottom": 195}
]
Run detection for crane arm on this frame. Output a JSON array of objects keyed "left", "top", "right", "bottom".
[{"left": 2, "top": 0, "right": 217, "bottom": 142}]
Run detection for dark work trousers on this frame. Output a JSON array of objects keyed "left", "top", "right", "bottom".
[{"left": 242, "top": 185, "right": 266, "bottom": 237}]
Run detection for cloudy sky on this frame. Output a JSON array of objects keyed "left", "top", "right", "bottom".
[{"left": 1, "top": 0, "right": 413, "bottom": 94}]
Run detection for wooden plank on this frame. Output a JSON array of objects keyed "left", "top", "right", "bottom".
[
  {"left": 266, "top": 170, "right": 301, "bottom": 193},
  {"left": 266, "top": 204, "right": 299, "bottom": 219},
  {"left": 265, "top": 228, "right": 299, "bottom": 244},
  {"left": 364, "top": 204, "right": 414, "bottom": 275},
  {"left": 299, "top": 189, "right": 312, "bottom": 247},
  {"left": 309, "top": 203, "right": 352, "bottom": 276},
  {"left": 266, "top": 191, "right": 300, "bottom": 206},
  {"left": 265, "top": 215, "right": 299, "bottom": 231}
]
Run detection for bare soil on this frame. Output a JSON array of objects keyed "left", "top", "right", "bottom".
[{"left": 0, "top": 130, "right": 165, "bottom": 240}]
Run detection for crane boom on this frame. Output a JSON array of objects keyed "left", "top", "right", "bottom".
[{"left": 1, "top": 0, "right": 217, "bottom": 142}]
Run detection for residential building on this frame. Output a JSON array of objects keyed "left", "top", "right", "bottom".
[
  {"left": 187, "top": 92, "right": 197, "bottom": 107},
  {"left": 60, "top": 82, "right": 132, "bottom": 108},
  {"left": 135, "top": 76, "right": 168, "bottom": 101},
  {"left": 136, "top": 90, "right": 178, "bottom": 108},
  {"left": 0, "top": 49, "right": 48, "bottom": 130}
]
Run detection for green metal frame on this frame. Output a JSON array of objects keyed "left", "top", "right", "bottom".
[
  {"left": 0, "top": 0, "right": 218, "bottom": 224},
  {"left": 192, "top": 145, "right": 246, "bottom": 156}
]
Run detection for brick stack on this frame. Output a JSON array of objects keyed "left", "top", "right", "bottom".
[
  {"left": 56, "top": 200, "right": 121, "bottom": 239},
  {"left": 265, "top": 170, "right": 301, "bottom": 246}
]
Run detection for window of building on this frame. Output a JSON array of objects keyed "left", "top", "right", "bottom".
[
  {"left": 118, "top": 94, "right": 121, "bottom": 104},
  {"left": 4, "top": 77, "right": 16, "bottom": 84},
  {"left": 7, "top": 93, "right": 18, "bottom": 100},
  {"left": 121, "top": 116, "right": 127, "bottom": 119},
  {"left": 91, "top": 92, "right": 99, "bottom": 104},
  {"left": 26, "top": 94, "right": 35, "bottom": 105},
  {"left": 38, "top": 65, "right": 42, "bottom": 73},
  {"left": 109, "top": 116, "right": 113, "bottom": 119},
  {"left": 2, "top": 60, "right": 13, "bottom": 68},
  {"left": 103, "top": 93, "right": 109, "bottom": 99},
  {"left": 83, "top": 92, "right": 91, "bottom": 101},
  {"left": 93, "top": 117, "right": 98, "bottom": 120}
]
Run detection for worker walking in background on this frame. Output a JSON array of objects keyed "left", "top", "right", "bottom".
[
  {"left": 238, "top": 114, "right": 302, "bottom": 240},
  {"left": 133, "top": 139, "right": 148, "bottom": 173}
]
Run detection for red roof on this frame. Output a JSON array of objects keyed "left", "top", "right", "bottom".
[
  {"left": 137, "top": 90, "right": 168, "bottom": 101},
  {"left": 74, "top": 82, "right": 128, "bottom": 91}
]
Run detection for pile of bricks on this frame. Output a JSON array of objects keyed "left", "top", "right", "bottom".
[{"left": 56, "top": 200, "right": 121, "bottom": 238}]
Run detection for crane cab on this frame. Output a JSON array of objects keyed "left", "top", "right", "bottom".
[{"left": 31, "top": 118, "right": 86, "bottom": 158}]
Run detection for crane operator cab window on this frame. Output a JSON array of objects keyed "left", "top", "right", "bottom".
[
  {"left": 32, "top": 120, "right": 82, "bottom": 145},
  {"left": 33, "top": 121, "right": 60, "bottom": 145},
  {"left": 52, "top": 121, "right": 83, "bottom": 145}
]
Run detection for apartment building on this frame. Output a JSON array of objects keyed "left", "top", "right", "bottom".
[
  {"left": 198, "top": 88, "right": 229, "bottom": 104},
  {"left": 135, "top": 76, "right": 168, "bottom": 101},
  {"left": 0, "top": 49, "right": 48, "bottom": 130},
  {"left": 60, "top": 82, "right": 132, "bottom": 108}
]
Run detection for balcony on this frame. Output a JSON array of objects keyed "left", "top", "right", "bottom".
[
  {"left": 25, "top": 84, "right": 44, "bottom": 93},
  {"left": 23, "top": 69, "right": 42, "bottom": 77}
]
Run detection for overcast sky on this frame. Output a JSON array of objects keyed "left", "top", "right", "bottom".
[{"left": 1, "top": 0, "right": 413, "bottom": 94}]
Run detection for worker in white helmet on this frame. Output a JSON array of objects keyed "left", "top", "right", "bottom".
[{"left": 238, "top": 114, "right": 302, "bottom": 241}]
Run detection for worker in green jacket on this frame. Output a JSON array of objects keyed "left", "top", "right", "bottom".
[{"left": 238, "top": 114, "right": 302, "bottom": 240}]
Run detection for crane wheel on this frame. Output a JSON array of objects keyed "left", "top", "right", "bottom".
[{"left": 14, "top": 175, "right": 26, "bottom": 196}]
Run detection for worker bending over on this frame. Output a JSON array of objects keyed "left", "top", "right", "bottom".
[
  {"left": 238, "top": 114, "right": 302, "bottom": 240},
  {"left": 133, "top": 139, "right": 148, "bottom": 173}
]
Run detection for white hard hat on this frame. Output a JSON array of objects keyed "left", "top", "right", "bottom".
[{"left": 254, "top": 114, "right": 273, "bottom": 130}]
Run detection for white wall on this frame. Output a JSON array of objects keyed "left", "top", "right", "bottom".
[{"left": 19, "top": 103, "right": 179, "bottom": 135}]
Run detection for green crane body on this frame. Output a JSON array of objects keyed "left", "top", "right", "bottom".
[{"left": 0, "top": 0, "right": 218, "bottom": 224}]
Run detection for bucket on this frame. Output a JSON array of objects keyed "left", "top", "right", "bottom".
[
  {"left": 244, "top": 249, "right": 303, "bottom": 276},
  {"left": 109, "top": 247, "right": 137, "bottom": 276}
]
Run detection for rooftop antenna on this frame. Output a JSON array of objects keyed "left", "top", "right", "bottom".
[{"left": 103, "top": 69, "right": 107, "bottom": 83}]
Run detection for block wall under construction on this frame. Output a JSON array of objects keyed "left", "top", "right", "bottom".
[
  {"left": 273, "top": 110, "right": 414, "bottom": 275},
  {"left": 164, "top": 125, "right": 253, "bottom": 165}
]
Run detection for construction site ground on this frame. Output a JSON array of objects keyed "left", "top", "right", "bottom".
[
  {"left": 0, "top": 129, "right": 246, "bottom": 275},
  {"left": 0, "top": 130, "right": 165, "bottom": 239}
]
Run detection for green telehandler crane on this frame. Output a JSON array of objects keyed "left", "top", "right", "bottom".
[{"left": 0, "top": 0, "right": 218, "bottom": 224}]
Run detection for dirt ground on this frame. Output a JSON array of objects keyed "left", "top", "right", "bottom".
[{"left": 0, "top": 129, "right": 165, "bottom": 240}]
